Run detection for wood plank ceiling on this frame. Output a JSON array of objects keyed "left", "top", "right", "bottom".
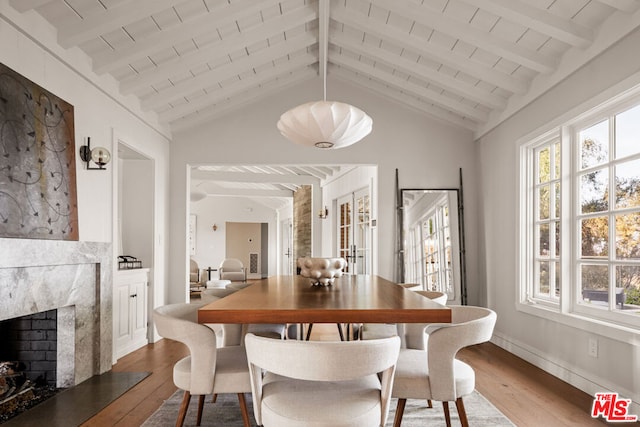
[
  {"left": 9, "top": 0, "right": 640, "bottom": 137},
  {"left": 10, "top": 0, "right": 639, "bottom": 209}
]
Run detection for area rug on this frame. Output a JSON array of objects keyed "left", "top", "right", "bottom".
[{"left": 143, "top": 389, "right": 514, "bottom": 427}]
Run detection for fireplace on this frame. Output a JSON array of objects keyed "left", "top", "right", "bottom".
[
  {"left": 0, "top": 309, "right": 58, "bottom": 386},
  {"left": 0, "top": 238, "right": 113, "bottom": 388}
]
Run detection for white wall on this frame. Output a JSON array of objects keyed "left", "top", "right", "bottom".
[
  {"left": 1, "top": 6, "right": 172, "bottom": 343},
  {"left": 170, "top": 77, "right": 477, "bottom": 304},
  {"left": 190, "top": 196, "right": 278, "bottom": 282},
  {"left": 477, "top": 27, "right": 640, "bottom": 410}
]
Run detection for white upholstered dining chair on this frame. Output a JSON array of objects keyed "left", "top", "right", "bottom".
[
  {"left": 360, "top": 289, "right": 447, "bottom": 344},
  {"left": 153, "top": 303, "right": 251, "bottom": 427},
  {"left": 391, "top": 305, "right": 496, "bottom": 427},
  {"left": 402, "top": 290, "right": 448, "bottom": 350},
  {"left": 245, "top": 333, "right": 401, "bottom": 427}
]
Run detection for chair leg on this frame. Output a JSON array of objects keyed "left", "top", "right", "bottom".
[
  {"left": 455, "top": 397, "right": 469, "bottom": 427},
  {"left": 196, "top": 395, "right": 205, "bottom": 426},
  {"left": 305, "top": 323, "right": 313, "bottom": 340},
  {"left": 237, "top": 393, "right": 251, "bottom": 427},
  {"left": 442, "top": 401, "right": 452, "bottom": 427},
  {"left": 336, "top": 323, "right": 345, "bottom": 341},
  {"left": 393, "top": 398, "right": 406, "bottom": 427},
  {"left": 176, "top": 390, "right": 191, "bottom": 427},
  {"left": 427, "top": 399, "right": 433, "bottom": 408},
  {"left": 211, "top": 393, "right": 217, "bottom": 402}
]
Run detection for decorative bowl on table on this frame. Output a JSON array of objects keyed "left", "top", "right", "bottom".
[{"left": 298, "top": 257, "right": 347, "bottom": 286}]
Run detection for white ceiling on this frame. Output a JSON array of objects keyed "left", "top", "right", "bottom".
[
  {"left": 9, "top": 0, "right": 640, "bottom": 136},
  {"left": 9, "top": 0, "right": 640, "bottom": 209}
]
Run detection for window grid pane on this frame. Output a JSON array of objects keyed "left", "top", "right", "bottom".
[
  {"left": 533, "top": 141, "right": 560, "bottom": 301},
  {"left": 577, "top": 112, "right": 640, "bottom": 317}
]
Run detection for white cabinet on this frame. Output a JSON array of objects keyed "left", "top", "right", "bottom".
[{"left": 114, "top": 268, "right": 149, "bottom": 359}]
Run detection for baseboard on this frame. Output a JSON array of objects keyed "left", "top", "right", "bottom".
[{"left": 490, "top": 332, "right": 640, "bottom": 416}]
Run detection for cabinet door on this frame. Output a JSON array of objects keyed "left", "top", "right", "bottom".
[
  {"left": 131, "top": 279, "right": 147, "bottom": 343},
  {"left": 115, "top": 283, "right": 132, "bottom": 351}
]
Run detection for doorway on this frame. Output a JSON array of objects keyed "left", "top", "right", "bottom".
[{"left": 337, "top": 187, "right": 371, "bottom": 275}]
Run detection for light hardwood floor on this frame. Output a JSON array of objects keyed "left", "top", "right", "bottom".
[{"left": 82, "top": 325, "right": 613, "bottom": 426}]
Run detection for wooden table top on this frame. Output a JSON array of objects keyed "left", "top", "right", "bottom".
[{"left": 197, "top": 275, "right": 451, "bottom": 324}]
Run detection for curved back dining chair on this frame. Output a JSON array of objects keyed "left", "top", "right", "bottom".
[
  {"left": 361, "top": 289, "right": 447, "bottom": 344},
  {"left": 391, "top": 305, "right": 497, "bottom": 427},
  {"left": 403, "top": 290, "right": 448, "bottom": 350},
  {"left": 245, "top": 333, "right": 400, "bottom": 427},
  {"left": 201, "top": 287, "right": 285, "bottom": 345},
  {"left": 153, "top": 303, "right": 252, "bottom": 427}
]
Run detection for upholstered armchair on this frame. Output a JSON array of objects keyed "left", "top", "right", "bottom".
[
  {"left": 219, "top": 258, "right": 247, "bottom": 282},
  {"left": 190, "top": 258, "right": 202, "bottom": 287}
]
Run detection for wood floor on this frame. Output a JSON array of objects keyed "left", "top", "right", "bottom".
[{"left": 82, "top": 326, "right": 612, "bottom": 427}]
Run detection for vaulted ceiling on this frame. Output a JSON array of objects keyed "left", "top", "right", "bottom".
[{"left": 9, "top": 0, "right": 640, "bottom": 137}]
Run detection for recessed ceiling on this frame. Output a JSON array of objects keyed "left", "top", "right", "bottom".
[{"left": 9, "top": 0, "right": 640, "bottom": 137}]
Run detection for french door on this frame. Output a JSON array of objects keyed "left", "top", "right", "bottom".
[{"left": 337, "top": 188, "right": 371, "bottom": 275}]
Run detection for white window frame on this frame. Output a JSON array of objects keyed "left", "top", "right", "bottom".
[{"left": 518, "top": 85, "right": 640, "bottom": 342}]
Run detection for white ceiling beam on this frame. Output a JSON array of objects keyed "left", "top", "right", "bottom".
[
  {"left": 318, "top": 0, "right": 329, "bottom": 86},
  {"left": 192, "top": 170, "right": 319, "bottom": 185},
  {"left": 141, "top": 32, "right": 316, "bottom": 110},
  {"left": 57, "top": 0, "right": 180, "bottom": 48},
  {"left": 594, "top": 0, "right": 639, "bottom": 13},
  {"left": 160, "top": 54, "right": 316, "bottom": 122},
  {"left": 301, "top": 166, "right": 328, "bottom": 180},
  {"left": 313, "top": 166, "right": 335, "bottom": 176},
  {"left": 9, "top": 0, "right": 52, "bottom": 12},
  {"left": 112, "top": 4, "right": 315, "bottom": 87},
  {"left": 331, "top": 32, "right": 506, "bottom": 110},
  {"left": 94, "top": 0, "right": 286, "bottom": 74},
  {"left": 460, "top": 0, "right": 593, "bottom": 48},
  {"left": 373, "top": 0, "right": 557, "bottom": 73},
  {"left": 169, "top": 69, "right": 316, "bottom": 132},
  {"left": 331, "top": 54, "right": 489, "bottom": 122},
  {"left": 332, "top": 5, "right": 528, "bottom": 94},
  {"left": 278, "top": 184, "right": 301, "bottom": 192},
  {"left": 331, "top": 67, "right": 478, "bottom": 131},
  {"left": 202, "top": 187, "right": 293, "bottom": 198}
]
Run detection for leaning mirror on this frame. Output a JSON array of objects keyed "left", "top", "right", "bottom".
[{"left": 398, "top": 187, "right": 466, "bottom": 304}]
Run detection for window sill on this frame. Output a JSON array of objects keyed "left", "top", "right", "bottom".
[{"left": 517, "top": 300, "right": 640, "bottom": 344}]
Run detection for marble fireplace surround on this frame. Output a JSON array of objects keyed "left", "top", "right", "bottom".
[{"left": 0, "top": 238, "right": 112, "bottom": 387}]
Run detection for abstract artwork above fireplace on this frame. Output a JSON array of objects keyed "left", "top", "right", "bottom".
[{"left": 0, "top": 62, "right": 78, "bottom": 240}]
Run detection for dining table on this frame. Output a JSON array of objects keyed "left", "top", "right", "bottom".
[{"left": 197, "top": 274, "right": 451, "bottom": 326}]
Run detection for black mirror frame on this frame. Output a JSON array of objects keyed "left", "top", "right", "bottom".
[{"left": 395, "top": 168, "right": 467, "bottom": 304}]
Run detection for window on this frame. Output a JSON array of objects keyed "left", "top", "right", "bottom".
[{"left": 521, "top": 100, "right": 640, "bottom": 330}]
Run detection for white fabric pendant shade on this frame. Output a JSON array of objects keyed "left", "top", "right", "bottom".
[{"left": 277, "top": 101, "right": 372, "bottom": 149}]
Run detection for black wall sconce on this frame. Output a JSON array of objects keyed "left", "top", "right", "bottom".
[
  {"left": 318, "top": 206, "right": 328, "bottom": 219},
  {"left": 79, "top": 137, "right": 111, "bottom": 170}
]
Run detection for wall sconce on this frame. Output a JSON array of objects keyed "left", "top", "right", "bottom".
[
  {"left": 79, "top": 137, "right": 111, "bottom": 170},
  {"left": 212, "top": 224, "right": 218, "bottom": 231},
  {"left": 318, "top": 206, "right": 328, "bottom": 219}
]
